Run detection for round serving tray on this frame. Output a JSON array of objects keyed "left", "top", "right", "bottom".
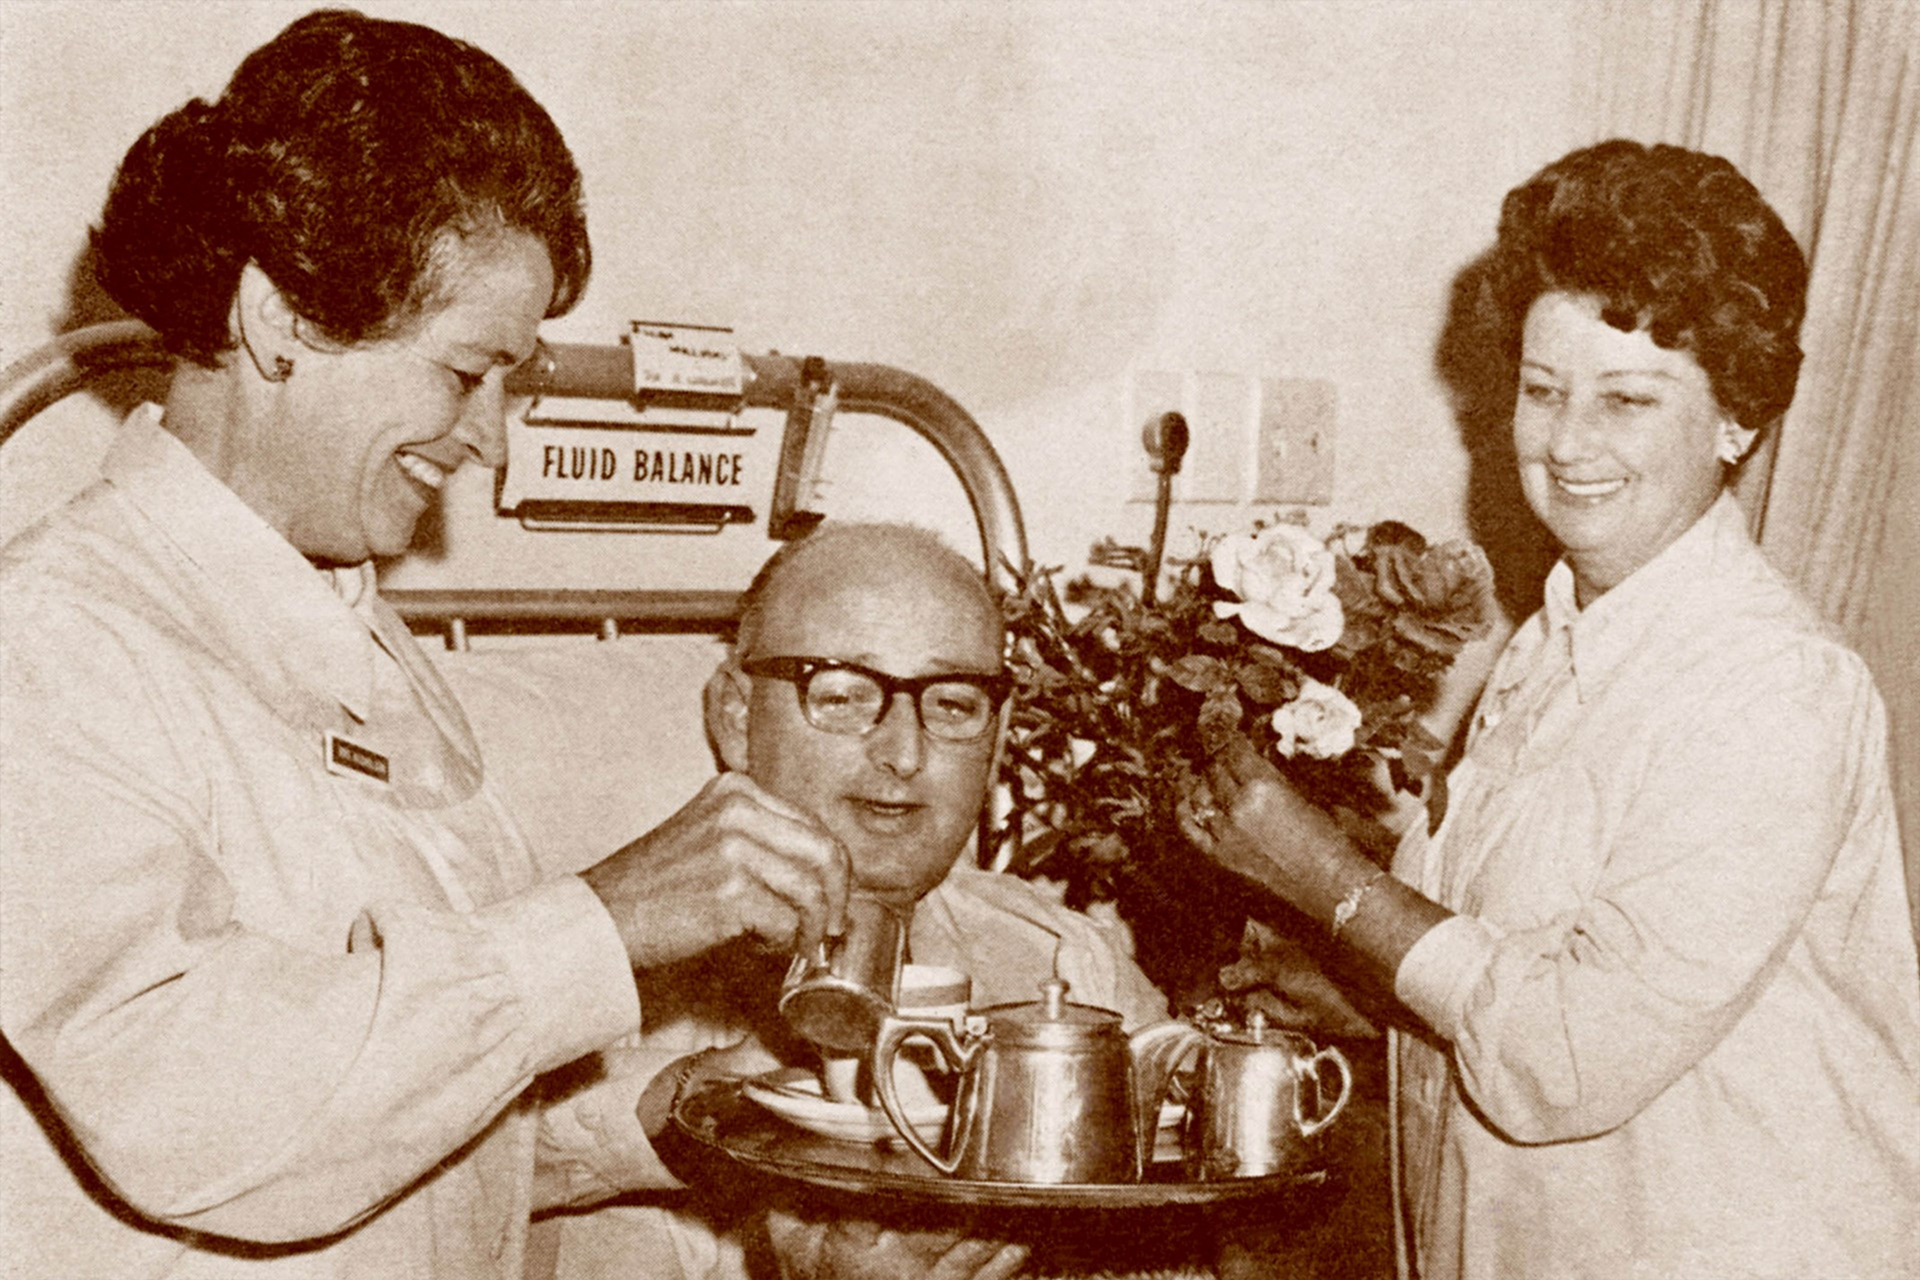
[{"left": 673, "top": 1078, "right": 1327, "bottom": 1211}]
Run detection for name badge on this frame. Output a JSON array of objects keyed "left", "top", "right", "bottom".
[{"left": 325, "top": 733, "right": 390, "bottom": 785}]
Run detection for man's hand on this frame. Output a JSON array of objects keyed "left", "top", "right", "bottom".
[
  {"left": 581, "top": 772, "right": 851, "bottom": 971},
  {"left": 764, "top": 1207, "right": 1028, "bottom": 1280}
]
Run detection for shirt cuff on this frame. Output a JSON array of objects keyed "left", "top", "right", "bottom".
[
  {"left": 478, "top": 875, "right": 640, "bottom": 1073},
  {"left": 1394, "top": 913, "right": 1496, "bottom": 1041},
  {"left": 534, "top": 1038, "right": 694, "bottom": 1207}
]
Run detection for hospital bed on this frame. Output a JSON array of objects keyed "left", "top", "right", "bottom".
[
  {"left": 0, "top": 318, "right": 1031, "bottom": 863},
  {"left": 0, "top": 319, "right": 1027, "bottom": 638}
]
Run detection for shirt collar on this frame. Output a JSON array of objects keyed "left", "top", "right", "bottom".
[
  {"left": 1552, "top": 491, "right": 1754, "bottom": 702},
  {"left": 102, "top": 404, "right": 378, "bottom": 721}
]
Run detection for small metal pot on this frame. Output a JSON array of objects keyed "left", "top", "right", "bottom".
[
  {"left": 872, "top": 977, "right": 1187, "bottom": 1184},
  {"left": 1171, "top": 1009, "right": 1352, "bottom": 1179},
  {"left": 778, "top": 895, "right": 907, "bottom": 1054}
]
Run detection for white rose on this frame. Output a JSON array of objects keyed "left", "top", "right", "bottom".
[
  {"left": 1269, "top": 679, "right": 1363, "bottom": 759},
  {"left": 1210, "top": 523, "right": 1345, "bottom": 651}
]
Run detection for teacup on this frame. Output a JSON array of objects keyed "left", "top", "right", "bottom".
[
  {"left": 821, "top": 963, "right": 971, "bottom": 1106},
  {"left": 896, "top": 962, "right": 971, "bottom": 1027}
]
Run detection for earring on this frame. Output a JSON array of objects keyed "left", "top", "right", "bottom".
[
  {"left": 1716, "top": 433, "right": 1745, "bottom": 465},
  {"left": 270, "top": 355, "right": 294, "bottom": 382}
]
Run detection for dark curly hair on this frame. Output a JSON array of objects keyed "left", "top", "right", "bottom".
[
  {"left": 90, "top": 8, "right": 591, "bottom": 366},
  {"left": 1478, "top": 139, "right": 1807, "bottom": 433}
]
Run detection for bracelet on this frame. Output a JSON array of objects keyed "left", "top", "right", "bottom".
[{"left": 1329, "top": 869, "right": 1390, "bottom": 941}]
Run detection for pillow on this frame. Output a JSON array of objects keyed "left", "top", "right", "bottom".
[{"left": 435, "top": 636, "right": 728, "bottom": 876}]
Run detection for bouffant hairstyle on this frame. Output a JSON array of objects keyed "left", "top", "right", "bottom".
[
  {"left": 1479, "top": 140, "right": 1807, "bottom": 433},
  {"left": 91, "top": 8, "right": 591, "bottom": 366}
]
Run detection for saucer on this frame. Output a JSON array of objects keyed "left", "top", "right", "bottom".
[
  {"left": 743, "top": 1069, "right": 1188, "bottom": 1158},
  {"left": 743, "top": 1068, "right": 947, "bottom": 1146}
]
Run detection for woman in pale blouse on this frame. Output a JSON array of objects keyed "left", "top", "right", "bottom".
[
  {"left": 1190, "top": 140, "right": 1920, "bottom": 1279},
  {"left": 0, "top": 11, "right": 848, "bottom": 1277}
]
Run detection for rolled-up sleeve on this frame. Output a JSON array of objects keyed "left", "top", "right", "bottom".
[
  {"left": 531, "top": 1033, "right": 697, "bottom": 1209},
  {"left": 1394, "top": 914, "right": 1497, "bottom": 1040}
]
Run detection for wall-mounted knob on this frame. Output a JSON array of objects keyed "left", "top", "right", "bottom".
[{"left": 1142, "top": 410, "right": 1189, "bottom": 476}]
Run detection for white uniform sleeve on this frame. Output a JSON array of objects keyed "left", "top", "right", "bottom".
[
  {"left": 1418, "top": 646, "right": 1880, "bottom": 1142},
  {"left": 0, "top": 617, "right": 640, "bottom": 1243}
]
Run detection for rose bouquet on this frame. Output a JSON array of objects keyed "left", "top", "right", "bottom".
[{"left": 994, "top": 514, "right": 1495, "bottom": 1031}]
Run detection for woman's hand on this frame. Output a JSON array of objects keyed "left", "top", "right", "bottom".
[
  {"left": 1189, "top": 738, "right": 1452, "bottom": 981},
  {"left": 1182, "top": 738, "right": 1350, "bottom": 919},
  {"left": 581, "top": 773, "right": 852, "bottom": 971}
]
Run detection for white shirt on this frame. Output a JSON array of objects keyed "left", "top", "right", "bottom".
[
  {"left": 1391, "top": 494, "right": 1920, "bottom": 1279},
  {"left": 0, "top": 407, "right": 657, "bottom": 1278}
]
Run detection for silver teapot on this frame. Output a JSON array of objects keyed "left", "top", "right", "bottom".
[
  {"left": 872, "top": 983, "right": 1352, "bottom": 1184},
  {"left": 871, "top": 977, "right": 1198, "bottom": 1184}
]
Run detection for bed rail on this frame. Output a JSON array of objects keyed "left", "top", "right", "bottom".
[{"left": 0, "top": 321, "right": 1028, "bottom": 641}]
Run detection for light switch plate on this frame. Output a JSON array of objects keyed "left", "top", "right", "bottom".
[
  {"left": 1254, "top": 377, "right": 1335, "bottom": 505},
  {"left": 1185, "top": 371, "right": 1253, "bottom": 504}
]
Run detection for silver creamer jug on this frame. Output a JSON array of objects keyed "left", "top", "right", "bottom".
[{"left": 1157, "top": 1007, "right": 1352, "bottom": 1179}]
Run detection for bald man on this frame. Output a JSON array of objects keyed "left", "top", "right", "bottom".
[{"left": 545, "top": 524, "right": 1168, "bottom": 1280}]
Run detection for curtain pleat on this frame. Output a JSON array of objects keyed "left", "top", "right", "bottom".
[{"left": 1579, "top": 0, "right": 1920, "bottom": 938}]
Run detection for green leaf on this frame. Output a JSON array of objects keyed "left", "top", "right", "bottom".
[
  {"left": 1199, "top": 619, "right": 1240, "bottom": 646},
  {"left": 1233, "top": 661, "right": 1297, "bottom": 705},
  {"left": 1163, "top": 654, "right": 1233, "bottom": 694},
  {"left": 1196, "top": 693, "right": 1244, "bottom": 750},
  {"left": 1243, "top": 644, "right": 1298, "bottom": 671},
  {"left": 1404, "top": 720, "right": 1446, "bottom": 754}
]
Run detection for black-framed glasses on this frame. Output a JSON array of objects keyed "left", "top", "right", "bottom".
[{"left": 740, "top": 656, "right": 1012, "bottom": 743}]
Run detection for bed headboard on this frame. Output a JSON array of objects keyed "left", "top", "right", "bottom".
[
  {"left": 0, "top": 319, "right": 1029, "bottom": 647},
  {"left": 1, "top": 319, "right": 1030, "bottom": 870}
]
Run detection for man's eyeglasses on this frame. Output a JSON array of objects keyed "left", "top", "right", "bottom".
[{"left": 740, "top": 656, "right": 1012, "bottom": 743}]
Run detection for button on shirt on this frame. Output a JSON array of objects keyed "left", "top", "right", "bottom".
[
  {"left": 1389, "top": 494, "right": 1920, "bottom": 1279},
  {"left": 0, "top": 406, "right": 651, "bottom": 1277}
]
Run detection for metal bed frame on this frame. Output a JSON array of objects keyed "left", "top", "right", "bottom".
[{"left": 0, "top": 320, "right": 1029, "bottom": 646}]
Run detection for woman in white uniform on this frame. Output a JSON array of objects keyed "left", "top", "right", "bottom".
[
  {"left": 1188, "top": 140, "right": 1920, "bottom": 1278},
  {"left": 0, "top": 11, "right": 848, "bottom": 1277}
]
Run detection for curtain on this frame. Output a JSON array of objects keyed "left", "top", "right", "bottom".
[{"left": 1578, "top": 0, "right": 1920, "bottom": 940}]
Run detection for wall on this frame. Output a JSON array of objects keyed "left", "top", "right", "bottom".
[{"left": 1, "top": 0, "right": 1579, "bottom": 613}]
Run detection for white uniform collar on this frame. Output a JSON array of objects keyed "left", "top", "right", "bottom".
[
  {"left": 101, "top": 403, "right": 379, "bottom": 722},
  {"left": 1546, "top": 492, "right": 1756, "bottom": 703}
]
